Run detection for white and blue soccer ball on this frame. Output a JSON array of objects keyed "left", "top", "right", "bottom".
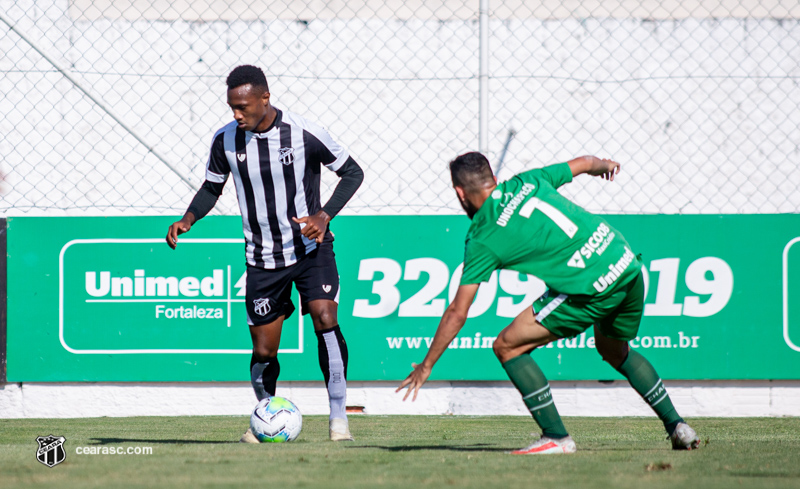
[{"left": 250, "top": 397, "right": 303, "bottom": 443}]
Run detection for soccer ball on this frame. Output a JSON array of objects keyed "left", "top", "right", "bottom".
[{"left": 250, "top": 397, "right": 303, "bottom": 443}]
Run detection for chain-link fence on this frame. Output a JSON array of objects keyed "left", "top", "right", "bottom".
[{"left": 1, "top": 0, "right": 799, "bottom": 216}]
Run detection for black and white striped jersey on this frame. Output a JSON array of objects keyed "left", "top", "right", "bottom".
[{"left": 205, "top": 109, "right": 349, "bottom": 269}]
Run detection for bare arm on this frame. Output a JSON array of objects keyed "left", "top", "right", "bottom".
[
  {"left": 396, "top": 283, "right": 479, "bottom": 401},
  {"left": 567, "top": 155, "right": 621, "bottom": 181},
  {"left": 166, "top": 179, "right": 225, "bottom": 249}
]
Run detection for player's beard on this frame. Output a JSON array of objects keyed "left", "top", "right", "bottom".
[{"left": 458, "top": 195, "right": 478, "bottom": 220}]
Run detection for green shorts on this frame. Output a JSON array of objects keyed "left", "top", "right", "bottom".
[{"left": 532, "top": 270, "right": 645, "bottom": 341}]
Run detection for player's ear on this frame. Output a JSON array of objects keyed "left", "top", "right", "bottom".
[
  {"left": 262, "top": 90, "right": 270, "bottom": 106},
  {"left": 454, "top": 186, "right": 466, "bottom": 201}
]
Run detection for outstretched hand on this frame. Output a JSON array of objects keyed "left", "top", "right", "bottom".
[
  {"left": 584, "top": 156, "right": 621, "bottom": 180},
  {"left": 396, "top": 362, "right": 432, "bottom": 402},
  {"left": 293, "top": 210, "right": 331, "bottom": 243},
  {"left": 568, "top": 155, "right": 621, "bottom": 181}
]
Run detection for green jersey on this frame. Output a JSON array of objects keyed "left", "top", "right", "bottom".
[{"left": 460, "top": 162, "right": 641, "bottom": 297}]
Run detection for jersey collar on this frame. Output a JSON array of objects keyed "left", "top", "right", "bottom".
[
  {"left": 248, "top": 109, "right": 282, "bottom": 138},
  {"left": 468, "top": 182, "right": 502, "bottom": 230}
]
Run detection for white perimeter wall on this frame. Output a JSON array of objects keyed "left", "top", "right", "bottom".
[{"left": 1, "top": 380, "right": 799, "bottom": 418}]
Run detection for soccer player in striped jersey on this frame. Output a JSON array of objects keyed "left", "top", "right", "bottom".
[
  {"left": 398, "top": 152, "right": 700, "bottom": 454},
  {"left": 166, "top": 65, "right": 363, "bottom": 442}
]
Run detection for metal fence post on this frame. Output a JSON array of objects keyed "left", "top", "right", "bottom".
[{"left": 479, "top": 0, "right": 490, "bottom": 155}]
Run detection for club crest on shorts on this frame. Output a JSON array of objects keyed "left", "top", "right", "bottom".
[
  {"left": 35, "top": 435, "right": 66, "bottom": 468},
  {"left": 253, "top": 298, "right": 271, "bottom": 316},
  {"left": 237, "top": 153, "right": 246, "bottom": 162},
  {"left": 279, "top": 147, "right": 295, "bottom": 165},
  {"left": 322, "top": 284, "right": 332, "bottom": 293}
]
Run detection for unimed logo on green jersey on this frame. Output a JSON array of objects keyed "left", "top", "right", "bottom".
[{"left": 592, "top": 246, "right": 636, "bottom": 293}]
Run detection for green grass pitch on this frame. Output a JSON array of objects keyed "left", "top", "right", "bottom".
[{"left": 2, "top": 416, "right": 799, "bottom": 488}]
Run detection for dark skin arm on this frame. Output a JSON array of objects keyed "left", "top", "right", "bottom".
[
  {"left": 396, "top": 283, "right": 479, "bottom": 401},
  {"left": 165, "top": 211, "right": 197, "bottom": 249},
  {"left": 292, "top": 211, "right": 331, "bottom": 244},
  {"left": 293, "top": 157, "right": 363, "bottom": 243},
  {"left": 567, "top": 155, "right": 621, "bottom": 180}
]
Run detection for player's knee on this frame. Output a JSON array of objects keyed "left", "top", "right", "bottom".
[
  {"left": 492, "top": 333, "right": 511, "bottom": 361},
  {"left": 252, "top": 344, "right": 278, "bottom": 360},
  {"left": 596, "top": 346, "right": 626, "bottom": 369},
  {"left": 311, "top": 306, "right": 338, "bottom": 330}
]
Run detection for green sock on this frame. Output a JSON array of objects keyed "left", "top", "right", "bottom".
[
  {"left": 616, "top": 350, "right": 682, "bottom": 432},
  {"left": 502, "top": 354, "right": 568, "bottom": 439}
]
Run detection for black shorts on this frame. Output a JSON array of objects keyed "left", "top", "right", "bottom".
[{"left": 245, "top": 242, "right": 340, "bottom": 326}]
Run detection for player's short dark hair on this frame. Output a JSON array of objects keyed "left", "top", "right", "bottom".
[
  {"left": 449, "top": 152, "right": 495, "bottom": 192},
  {"left": 226, "top": 65, "right": 269, "bottom": 92}
]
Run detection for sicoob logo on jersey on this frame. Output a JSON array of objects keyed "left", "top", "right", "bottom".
[
  {"left": 279, "top": 147, "right": 294, "bottom": 166},
  {"left": 36, "top": 435, "right": 66, "bottom": 468},
  {"left": 253, "top": 298, "right": 271, "bottom": 316}
]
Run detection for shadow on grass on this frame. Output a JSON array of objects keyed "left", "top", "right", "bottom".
[
  {"left": 348, "top": 444, "right": 643, "bottom": 453},
  {"left": 347, "top": 443, "right": 511, "bottom": 452},
  {"left": 89, "top": 438, "right": 237, "bottom": 445},
  {"left": 731, "top": 472, "right": 800, "bottom": 479}
]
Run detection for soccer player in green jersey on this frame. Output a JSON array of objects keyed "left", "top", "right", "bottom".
[{"left": 397, "top": 152, "right": 700, "bottom": 454}]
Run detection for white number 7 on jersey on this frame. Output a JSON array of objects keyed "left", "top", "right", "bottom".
[{"left": 519, "top": 197, "right": 579, "bottom": 238}]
